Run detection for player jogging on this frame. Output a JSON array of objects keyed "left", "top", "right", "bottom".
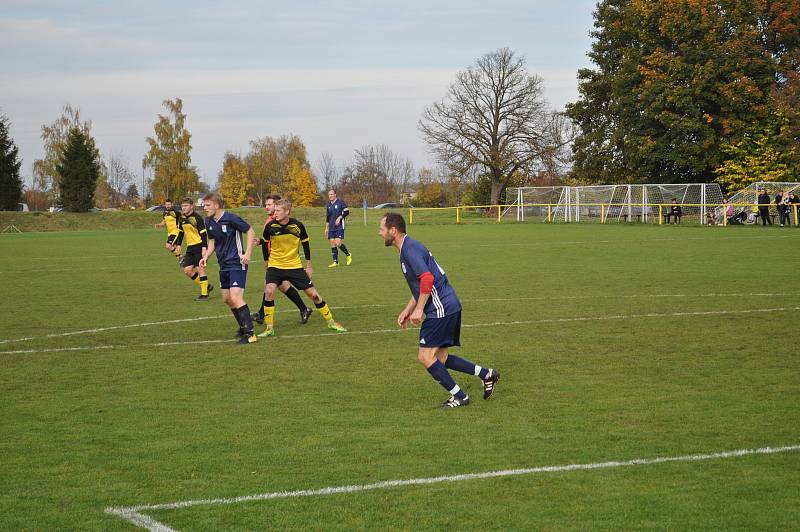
[
  {"left": 199, "top": 193, "right": 258, "bottom": 344},
  {"left": 258, "top": 199, "right": 346, "bottom": 337},
  {"left": 251, "top": 194, "right": 313, "bottom": 324},
  {"left": 173, "top": 197, "right": 213, "bottom": 301},
  {"left": 379, "top": 212, "right": 499, "bottom": 408},
  {"left": 325, "top": 189, "right": 352, "bottom": 267},
  {"left": 154, "top": 199, "right": 181, "bottom": 261}
]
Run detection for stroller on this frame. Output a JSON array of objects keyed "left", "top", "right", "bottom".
[{"left": 728, "top": 210, "right": 747, "bottom": 225}]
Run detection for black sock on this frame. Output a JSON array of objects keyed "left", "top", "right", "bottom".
[
  {"left": 235, "top": 305, "right": 253, "bottom": 335},
  {"left": 231, "top": 307, "right": 244, "bottom": 332},
  {"left": 338, "top": 243, "right": 350, "bottom": 256},
  {"left": 191, "top": 272, "right": 199, "bottom": 280},
  {"left": 284, "top": 287, "right": 307, "bottom": 312},
  {"left": 259, "top": 294, "right": 267, "bottom": 318}
]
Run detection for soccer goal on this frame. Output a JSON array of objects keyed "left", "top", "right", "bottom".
[
  {"left": 725, "top": 182, "right": 800, "bottom": 223},
  {"left": 506, "top": 183, "right": 724, "bottom": 224}
]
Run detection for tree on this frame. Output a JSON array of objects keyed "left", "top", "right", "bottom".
[
  {"left": 218, "top": 152, "right": 251, "bottom": 207},
  {"left": 125, "top": 183, "right": 139, "bottom": 200},
  {"left": 316, "top": 152, "right": 340, "bottom": 193},
  {"left": 420, "top": 48, "right": 568, "bottom": 206},
  {"left": 287, "top": 157, "right": 318, "bottom": 207},
  {"left": 567, "top": 0, "right": 800, "bottom": 184},
  {"left": 57, "top": 128, "right": 101, "bottom": 212},
  {"left": 143, "top": 98, "right": 200, "bottom": 203},
  {"left": 106, "top": 153, "right": 134, "bottom": 202},
  {"left": 0, "top": 114, "right": 23, "bottom": 211},
  {"left": 244, "top": 134, "right": 312, "bottom": 204},
  {"left": 33, "top": 104, "right": 93, "bottom": 203}
]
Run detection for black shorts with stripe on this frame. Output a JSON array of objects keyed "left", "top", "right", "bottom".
[
  {"left": 180, "top": 244, "right": 203, "bottom": 268},
  {"left": 166, "top": 233, "right": 178, "bottom": 246},
  {"left": 266, "top": 267, "right": 314, "bottom": 290}
]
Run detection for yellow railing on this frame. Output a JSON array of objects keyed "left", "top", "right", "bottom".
[{"left": 407, "top": 203, "right": 800, "bottom": 226}]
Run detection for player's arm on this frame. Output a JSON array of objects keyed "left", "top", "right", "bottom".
[
  {"left": 200, "top": 237, "right": 215, "bottom": 268},
  {"left": 410, "top": 272, "right": 433, "bottom": 325},
  {"left": 240, "top": 227, "right": 255, "bottom": 265},
  {"left": 297, "top": 221, "right": 313, "bottom": 277},
  {"left": 340, "top": 201, "right": 350, "bottom": 224},
  {"left": 398, "top": 296, "right": 416, "bottom": 328}
]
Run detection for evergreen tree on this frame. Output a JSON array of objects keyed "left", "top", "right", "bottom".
[
  {"left": 0, "top": 115, "right": 23, "bottom": 211},
  {"left": 57, "top": 128, "right": 101, "bottom": 212}
]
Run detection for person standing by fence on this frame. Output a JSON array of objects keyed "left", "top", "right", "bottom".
[{"left": 757, "top": 189, "right": 772, "bottom": 226}]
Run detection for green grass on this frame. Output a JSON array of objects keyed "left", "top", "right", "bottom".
[{"left": 1, "top": 221, "right": 798, "bottom": 530}]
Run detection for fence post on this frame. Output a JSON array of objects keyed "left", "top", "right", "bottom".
[
  {"left": 409, "top": 208, "right": 413, "bottom": 225},
  {"left": 658, "top": 205, "right": 662, "bottom": 225},
  {"left": 795, "top": 204, "right": 798, "bottom": 226},
  {"left": 497, "top": 206, "right": 501, "bottom": 223},
  {"left": 723, "top": 204, "right": 727, "bottom": 226},
  {"left": 601, "top": 204, "right": 605, "bottom": 224},
  {"left": 547, "top": 204, "right": 552, "bottom": 223},
  {"left": 456, "top": 207, "right": 460, "bottom": 224}
]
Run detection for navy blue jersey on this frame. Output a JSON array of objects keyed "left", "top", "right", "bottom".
[
  {"left": 326, "top": 198, "right": 348, "bottom": 229},
  {"left": 205, "top": 211, "right": 251, "bottom": 271},
  {"left": 399, "top": 235, "right": 461, "bottom": 318}
]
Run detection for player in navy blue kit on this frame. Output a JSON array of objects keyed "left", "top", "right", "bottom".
[
  {"left": 325, "top": 189, "right": 352, "bottom": 267},
  {"left": 379, "top": 212, "right": 499, "bottom": 407},
  {"left": 199, "top": 193, "right": 258, "bottom": 344}
]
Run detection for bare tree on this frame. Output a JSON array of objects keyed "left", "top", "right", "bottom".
[
  {"left": 419, "top": 48, "right": 571, "bottom": 206},
  {"left": 106, "top": 152, "right": 134, "bottom": 206},
  {"left": 316, "top": 151, "right": 340, "bottom": 192}
]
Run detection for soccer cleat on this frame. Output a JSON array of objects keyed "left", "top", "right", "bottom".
[
  {"left": 346, "top": 254, "right": 353, "bottom": 265},
  {"left": 299, "top": 308, "right": 313, "bottom": 324},
  {"left": 195, "top": 294, "right": 210, "bottom": 301},
  {"left": 442, "top": 395, "right": 470, "bottom": 408},
  {"left": 251, "top": 313, "right": 265, "bottom": 325},
  {"left": 327, "top": 321, "right": 347, "bottom": 332},
  {"left": 328, "top": 261, "right": 339, "bottom": 268},
  {"left": 482, "top": 369, "right": 500, "bottom": 400},
  {"left": 257, "top": 327, "right": 275, "bottom": 338},
  {"left": 207, "top": 285, "right": 214, "bottom": 295},
  {"left": 238, "top": 333, "right": 258, "bottom": 344}
]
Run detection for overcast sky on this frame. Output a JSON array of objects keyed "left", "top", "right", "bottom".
[{"left": 0, "top": 0, "right": 596, "bottom": 187}]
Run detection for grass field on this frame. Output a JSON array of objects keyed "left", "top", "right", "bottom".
[{"left": 1, "top": 219, "right": 799, "bottom": 530}]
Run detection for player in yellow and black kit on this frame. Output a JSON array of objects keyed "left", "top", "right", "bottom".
[
  {"left": 174, "top": 197, "right": 213, "bottom": 301},
  {"left": 154, "top": 199, "right": 182, "bottom": 261},
  {"left": 258, "top": 199, "right": 347, "bottom": 337}
]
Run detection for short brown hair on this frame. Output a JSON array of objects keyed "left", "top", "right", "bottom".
[
  {"left": 203, "top": 192, "right": 224, "bottom": 208},
  {"left": 275, "top": 199, "right": 292, "bottom": 212},
  {"left": 180, "top": 197, "right": 193, "bottom": 205},
  {"left": 382, "top": 212, "right": 406, "bottom": 233},
  {"left": 265, "top": 194, "right": 281, "bottom": 202}
]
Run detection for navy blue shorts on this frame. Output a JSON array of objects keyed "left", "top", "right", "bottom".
[
  {"left": 219, "top": 268, "right": 248, "bottom": 290},
  {"left": 419, "top": 311, "right": 461, "bottom": 348},
  {"left": 328, "top": 228, "right": 345, "bottom": 240}
]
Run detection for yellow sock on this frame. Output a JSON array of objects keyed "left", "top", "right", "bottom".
[
  {"left": 264, "top": 304, "right": 275, "bottom": 327},
  {"left": 192, "top": 274, "right": 201, "bottom": 285},
  {"left": 200, "top": 277, "right": 208, "bottom": 296},
  {"left": 317, "top": 302, "right": 333, "bottom": 322}
]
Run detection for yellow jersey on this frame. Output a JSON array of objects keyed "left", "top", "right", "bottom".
[{"left": 264, "top": 217, "right": 310, "bottom": 269}]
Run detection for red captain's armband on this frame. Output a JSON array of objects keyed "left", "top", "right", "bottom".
[{"left": 418, "top": 272, "right": 434, "bottom": 294}]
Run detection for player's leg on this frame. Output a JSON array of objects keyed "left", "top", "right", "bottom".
[
  {"left": 328, "top": 236, "right": 340, "bottom": 267},
  {"left": 337, "top": 235, "right": 352, "bottom": 265},
  {"left": 419, "top": 345, "right": 469, "bottom": 407},
  {"left": 195, "top": 258, "right": 211, "bottom": 299},
  {"left": 434, "top": 313, "right": 500, "bottom": 400},
  {"left": 227, "top": 272, "right": 256, "bottom": 344},
  {"left": 257, "top": 281, "right": 279, "bottom": 337},
  {"left": 302, "top": 285, "right": 346, "bottom": 332},
  {"left": 166, "top": 234, "right": 181, "bottom": 259},
  {"left": 278, "top": 280, "right": 312, "bottom": 323},
  {"left": 252, "top": 277, "right": 268, "bottom": 324}
]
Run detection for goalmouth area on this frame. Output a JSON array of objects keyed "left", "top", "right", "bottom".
[{"left": 1, "top": 220, "right": 798, "bottom": 529}]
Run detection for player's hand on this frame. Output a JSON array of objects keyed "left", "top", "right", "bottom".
[
  {"left": 199, "top": 257, "right": 207, "bottom": 268},
  {"left": 174, "top": 245, "right": 182, "bottom": 255},
  {"left": 410, "top": 307, "right": 424, "bottom": 326},
  {"left": 336, "top": 216, "right": 342, "bottom": 226},
  {"left": 397, "top": 309, "right": 410, "bottom": 328},
  {"left": 165, "top": 243, "right": 173, "bottom": 251},
  {"left": 240, "top": 254, "right": 250, "bottom": 266}
]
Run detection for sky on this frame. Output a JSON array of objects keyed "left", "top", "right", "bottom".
[{"left": 0, "top": 0, "right": 597, "bottom": 188}]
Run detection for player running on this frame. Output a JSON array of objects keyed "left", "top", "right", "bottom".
[
  {"left": 251, "top": 194, "right": 313, "bottom": 325},
  {"left": 153, "top": 199, "right": 181, "bottom": 261},
  {"left": 173, "top": 197, "right": 213, "bottom": 301},
  {"left": 199, "top": 193, "right": 258, "bottom": 344},
  {"left": 379, "top": 212, "right": 499, "bottom": 408},
  {"left": 324, "top": 188, "right": 352, "bottom": 267},
  {"left": 258, "top": 199, "right": 346, "bottom": 337}
]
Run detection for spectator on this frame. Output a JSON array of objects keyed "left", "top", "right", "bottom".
[
  {"left": 776, "top": 191, "right": 791, "bottom": 227},
  {"left": 790, "top": 192, "right": 799, "bottom": 225},
  {"left": 706, "top": 211, "right": 718, "bottom": 226},
  {"left": 666, "top": 198, "right": 683, "bottom": 224},
  {"left": 757, "top": 188, "right": 772, "bottom": 226}
]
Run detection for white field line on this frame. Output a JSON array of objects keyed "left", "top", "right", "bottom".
[
  {"left": 105, "top": 444, "right": 800, "bottom": 531},
  {"left": 3, "top": 306, "right": 799, "bottom": 356},
  {"left": 475, "top": 233, "right": 800, "bottom": 247},
  {"left": 1, "top": 291, "right": 796, "bottom": 346}
]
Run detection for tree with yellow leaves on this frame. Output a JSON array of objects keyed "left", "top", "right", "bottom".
[
  {"left": 219, "top": 152, "right": 251, "bottom": 208},
  {"left": 287, "top": 157, "right": 318, "bottom": 207}
]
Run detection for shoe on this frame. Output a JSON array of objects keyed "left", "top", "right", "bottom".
[
  {"left": 346, "top": 254, "right": 353, "bottom": 265},
  {"left": 482, "top": 369, "right": 500, "bottom": 400},
  {"left": 299, "top": 308, "right": 313, "bottom": 324},
  {"left": 238, "top": 333, "right": 258, "bottom": 344},
  {"left": 207, "top": 285, "right": 214, "bottom": 295},
  {"left": 251, "top": 313, "right": 264, "bottom": 325},
  {"left": 328, "top": 261, "right": 339, "bottom": 268},
  {"left": 442, "top": 395, "right": 470, "bottom": 408},
  {"left": 195, "top": 294, "right": 210, "bottom": 301},
  {"left": 327, "top": 321, "right": 347, "bottom": 332},
  {"left": 257, "top": 327, "right": 275, "bottom": 338}
]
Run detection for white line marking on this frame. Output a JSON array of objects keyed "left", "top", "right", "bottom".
[
  {"left": 105, "top": 444, "right": 800, "bottom": 531},
  {"left": 3, "top": 306, "right": 799, "bottom": 356},
  {"left": 2, "top": 292, "right": 796, "bottom": 345}
]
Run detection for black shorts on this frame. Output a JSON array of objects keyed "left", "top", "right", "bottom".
[
  {"left": 419, "top": 311, "right": 461, "bottom": 348},
  {"left": 166, "top": 233, "right": 178, "bottom": 246},
  {"left": 266, "top": 267, "right": 313, "bottom": 290},
  {"left": 180, "top": 244, "right": 203, "bottom": 268}
]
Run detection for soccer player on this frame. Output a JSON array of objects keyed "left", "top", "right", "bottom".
[
  {"left": 173, "top": 197, "right": 213, "bottom": 301},
  {"left": 154, "top": 199, "right": 181, "bottom": 260},
  {"left": 199, "top": 193, "right": 258, "bottom": 344},
  {"left": 258, "top": 199, "right": 346, "bottom": 337},
  {"left": 324, "top": 189, "right": 352, "bottom": 267},
  {"left": 251, "top": 194, "right": 313, "bottom": 324},
  {"left": 379, "top": 212, "right": 499, "bottom": 408}
]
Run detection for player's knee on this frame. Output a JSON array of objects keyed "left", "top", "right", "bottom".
[{"left": 417, "top": 349, "right": 436, "bottom": 367}]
